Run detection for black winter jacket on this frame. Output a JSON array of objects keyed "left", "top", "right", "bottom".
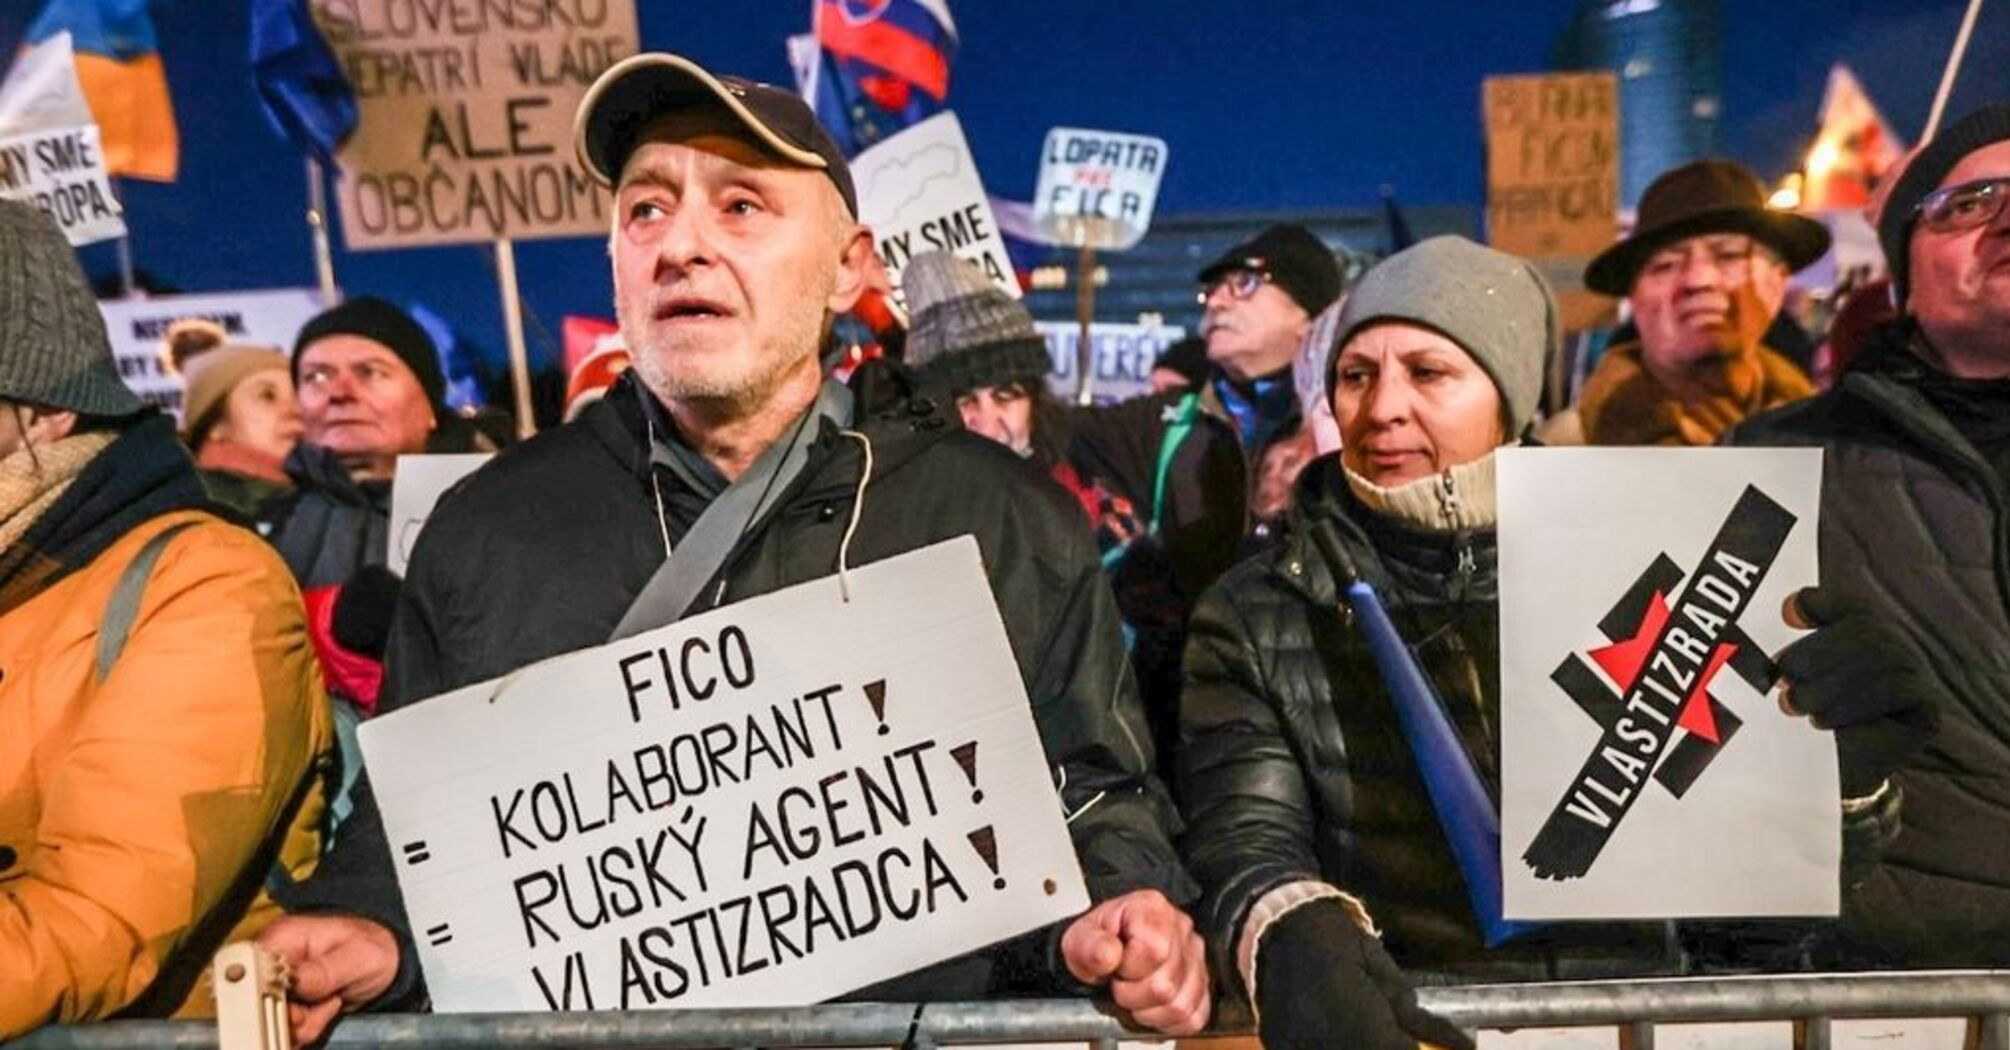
[
  {"left": 1178, "top": 458, "right": 1676, "bottom": 997},
  {"left": 1066, "top": 378, "right": 1294, "bottom": 757},
  {"left": 291, "top": 364, "right": 1196, "bottom": 1003},
  {"left": 1731, "top": 331, "right": 2010, "bottom": 965},
  {"left": 264, "top": 442, "right": 390, "bottom": 588}
]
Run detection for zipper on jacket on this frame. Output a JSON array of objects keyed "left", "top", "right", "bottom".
[{"left": 1437, "top": 469, "right": 1478, "bottom": 593}]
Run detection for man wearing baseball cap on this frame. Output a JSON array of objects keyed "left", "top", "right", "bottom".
[
  {"left": 1064, "top": 224, "right": 1343, "bottom": 755},
  {"left": 1731, "top": 102, "right": 2010, "bottom": 965},
  {"left": 1564, "top": 159, "right": 1830, "bottom": 445},
  {"left": 258, "top": 53, "right": 1208, "bottom": 1039}
]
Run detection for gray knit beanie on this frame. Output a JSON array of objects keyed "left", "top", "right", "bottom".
[
  {"left": 1327, "top": 235, "right": 1557, "bottom": 439},
  {"left": 901, "top": 250, "right": 1051, "bottom": 392},
  {"left": 0, "top": 199, "right": 143, "bottom": 417}
]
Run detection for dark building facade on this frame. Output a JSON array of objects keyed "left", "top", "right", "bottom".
[
  {"left": 1020, "top": 204, "right": 1477, "bottom": 329},
  {"left": 1555, "top": 0, "right": 1723, "bottom": 209}
]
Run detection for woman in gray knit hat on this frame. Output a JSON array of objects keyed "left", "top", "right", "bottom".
[{"left": 1178, "top": 236, "right": 1687, "bottom": 1049}]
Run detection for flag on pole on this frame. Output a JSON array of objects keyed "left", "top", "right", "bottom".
[
  {"left": 24, "top": 0, "right": 176, "bottom": 181},
  {"left": 808, "top": 0, "right": 957, "bottom": 157},
  {"left": 248, "top": 0, "right": 356, "bottom": 165},
  {"left": 1801, "top": 64, "right": 1907, "bottom": 212}
]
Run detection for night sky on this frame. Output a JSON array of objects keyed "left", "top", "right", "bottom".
[{"left": 3, "top": 0, "right": 2005, "bottom": 410}]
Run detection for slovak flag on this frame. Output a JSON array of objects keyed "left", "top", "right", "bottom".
[
  {"left": 808, "top": 0, "right": 957, "bottom": 157},
  {"left": 1801, "top": 64, "right": 1907, "bottom": 212}
]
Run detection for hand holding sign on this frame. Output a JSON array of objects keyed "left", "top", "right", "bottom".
[
  {"left": 1060, "top": 889, "right": 1210, "bottom": 1036},
  {"left": 255, "top": 913, "right": 401, "bottom": 1045},
  {"left": 1776, "top": 585, "right": 1943, "bottom": 799}
]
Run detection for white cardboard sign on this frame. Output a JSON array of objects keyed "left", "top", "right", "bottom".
[
  {"left": 0, "top": 33, "right": 125, "bottom": 245},
  {"left": 850, "top": 112, "right": 1019, "bottom": 307},
  {"left": 97, "top": 288, "right": 329, "bottom": 417},
  {"left": 1035, "top": 321, "right": 1184, "bottom": 404},
  {"left": 359, "top": 536, "right": 1091, "bottom": 1011},
  {"left": 1499, "top": 448, "right": 1837, "bottom": 919},
  {"left": 388, "top": 454, "right": 494, "bottom": 575},
  {"left": 1032, "top": 127, "right": 1167, "bottom": 251}
]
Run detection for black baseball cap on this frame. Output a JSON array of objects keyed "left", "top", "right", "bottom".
[
  {"left": 574, "top": 53, "right": 857, "bottom": 216},
  {"left": 1197, "top": 223, "right": 1343, "bottom": 316}
]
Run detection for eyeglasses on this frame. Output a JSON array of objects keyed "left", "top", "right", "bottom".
[
  {"left": 1197, "top": 269, "right": 1272, "bottom": 305},
  {"left": 1916, "top": 176, "right": 2010, "bottom": 235}
]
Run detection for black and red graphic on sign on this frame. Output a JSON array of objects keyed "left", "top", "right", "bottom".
[{"left": 1523, "top": 486, "right": 1797, "bottom": 880}]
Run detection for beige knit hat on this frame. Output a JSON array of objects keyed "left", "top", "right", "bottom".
[{"left": 181, "top": 345, "right": 290, "bottom": 446}]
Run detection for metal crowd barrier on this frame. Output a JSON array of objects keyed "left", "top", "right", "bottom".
[{"left": 13, "top": 971, "right": 2010, "bottom": 1049}]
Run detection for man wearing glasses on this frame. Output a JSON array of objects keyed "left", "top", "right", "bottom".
[
  {"left": 1730, "top": 102, "right": 2010, "bottom": 966},
  {"left": 1065, "top": 224, "right": 1341, "bottom": 756},
  {"left": 1564, "top": 159, "right": 1831, "bottom": 445}
]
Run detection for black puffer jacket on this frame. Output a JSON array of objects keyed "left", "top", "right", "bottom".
[
  {"left": 290, "top": 363, "right": 1196, "bottom": 1002},
  {"left": 1731, "top": 330, "right": 2010, "bottom": 966},
  {"left": 1178, "top": 457, "right": 1676, "bottom": 997},
  {"left": 263, "top": 442, "right": 390, "bottom": 588}
]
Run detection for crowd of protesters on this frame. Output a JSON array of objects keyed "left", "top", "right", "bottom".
[{"left": 0, "top": 47, "right": 2005, "bottom": 1049}]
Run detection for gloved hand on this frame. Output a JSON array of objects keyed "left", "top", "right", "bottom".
[
  {"left": 332, "top": 564, "right": 402, "bottom": 658},
  {"left": 302, "top": 566, "right": 404, "bottom": 715},
  {"left": 1776, "top": 585, "right": 1942, "bottom": 798},
  {"left": 1254, "top": 900, "right": 1473, "bottom": 1050}
]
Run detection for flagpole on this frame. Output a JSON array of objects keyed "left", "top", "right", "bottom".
[
  {"left": 112, "top": 178, "right": 136, "bottom": 298},
  {"left": 305, "top": 158, "right": 339, "bottom": 304},
  {"left": 1923, "top": 0, "right": 1986, "bottom": 141},
  {"left": 494, "top": 238, "right": 538, "bottom": 440}
]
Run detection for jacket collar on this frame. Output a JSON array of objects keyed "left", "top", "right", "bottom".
[
  {"left": 582, "top": 361, "right": 966, "bottom": 494},
  {"left": 1273, "top": 455, "right": 1499, "bottom": 607},
  {"left": 1838, "top": 322, "right": 2001, "bottom": 487},
  {"left": 284, "top": 441, "right": 382, "bottom": 506}
]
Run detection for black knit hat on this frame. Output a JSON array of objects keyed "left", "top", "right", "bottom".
[
  {"left": 901, "top": 250, "right": 1052, "bottom": 393},
  {"left": 1197, "top": 223, "right": 1343, "bottom": 316},
  {"left": 292, "top": 296, "right": 446, "bottom": 411},
  {"left": 1877, "top": 101, "right": 2010, "bottom": 307}
]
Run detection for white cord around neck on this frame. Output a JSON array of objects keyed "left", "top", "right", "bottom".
[{"left": 836, "top": 429, "right": 873, "bottom": 602}]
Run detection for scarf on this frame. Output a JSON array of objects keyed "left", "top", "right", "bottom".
[
  {"left": 1578, "top": 340, "right": 1813, "bottom": 446},
  {"left": 0, "top": 414, "right": 213, "bottom": 616},
  {"left": 197, "top": 439, "right": 292, "bottom": 485}
]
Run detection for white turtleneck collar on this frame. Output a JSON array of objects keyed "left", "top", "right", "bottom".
[{"left": 1340, "top": 451, "right": 1500, "bottom": 533}]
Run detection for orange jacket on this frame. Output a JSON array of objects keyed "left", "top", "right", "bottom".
[{"left": 0, "top": 510, "right": 331, "bottom": 1033}]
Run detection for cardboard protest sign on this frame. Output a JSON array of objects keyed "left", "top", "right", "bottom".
[
  {"left": 311, "top": 0, "right": 639, "bottom": 249},
  {"left": 1033, "top": 127, "right": 1167, "bottom": 250},
  {"left": 389, "top": 454, "right": 494, "bottom": 575},
  {"left": 0, "top": 33, "right": 125, "bottom": 245},
  {"left": 1483, "top": 72, "right": 1618, "bottom": 330},
  {"left": 1036, "top": 321, "right": 1183, "bottom": 404},
  {"left": 1500, "top": 448, "right": 1836, "bottom": 919},
  {"left": 851, "top": 112, "right": 1018, "bottom": 307},
  {"left": 359, "top": 536, "right": 1091, "bottom": 1011},
  {"left": 98, "top": 289, "right": 328, "bottom": 416}
]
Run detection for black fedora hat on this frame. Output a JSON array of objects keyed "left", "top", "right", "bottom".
[{"left": 1584, "top": 159, "right": 1832, "bottom": 296}]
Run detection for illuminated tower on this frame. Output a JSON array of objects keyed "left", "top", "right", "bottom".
[{"left": 1556, "top": 0, "right": 1723, "bottom": 209}]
